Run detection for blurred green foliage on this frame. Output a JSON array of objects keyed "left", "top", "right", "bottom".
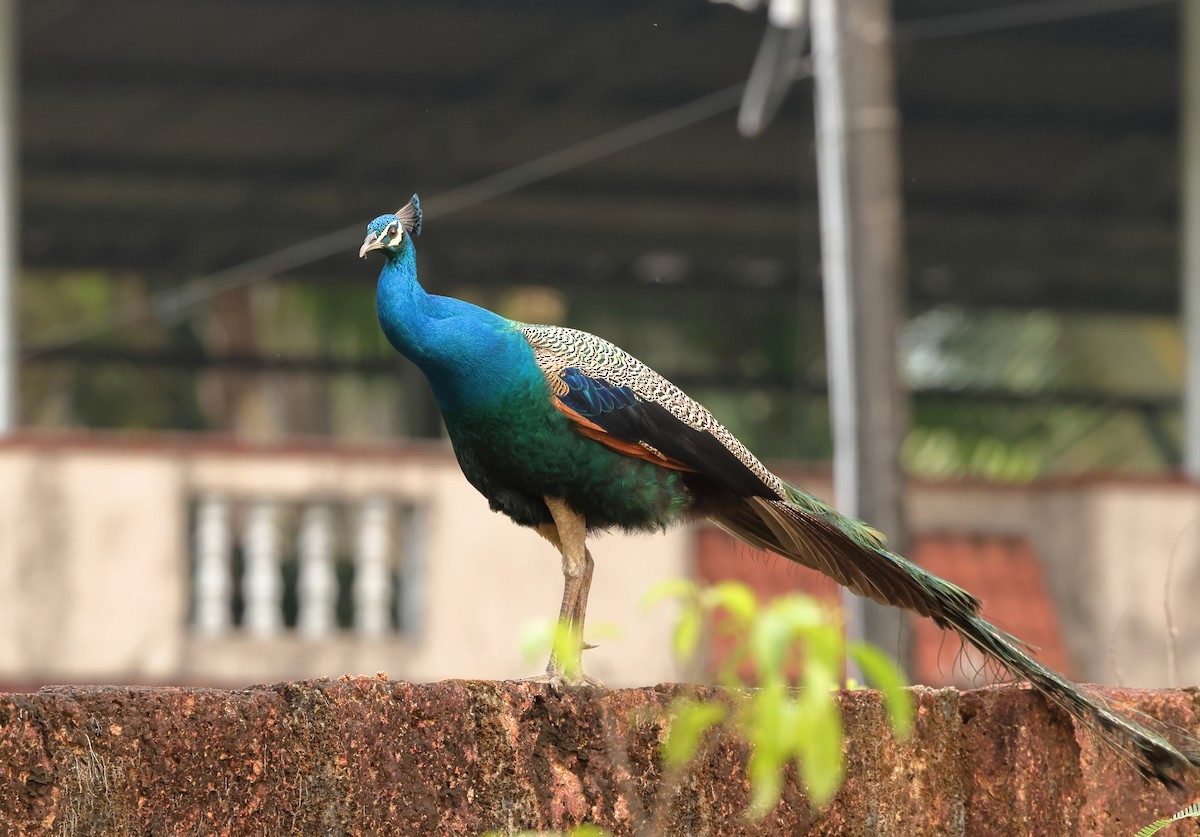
[
  {"left": 643, "top": 579, "right": 911, "bottom": 816},
  {"left": 19, "top": 267, "right": 1188, "bottom": 480},
  {"left": 505, "top": 580, "right": 910, "bottom": 836},
  {"left": 21, "top": 270, "right": 208, "bottom": 430},
  {"left": 481, "top": 828, "right": 609, "bottom": 837}
]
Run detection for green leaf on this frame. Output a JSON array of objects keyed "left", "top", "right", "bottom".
[
  {"left": 746, "top": 738, "right": 786, "bottom": 819},
  {"left": 635, "top": 586, "right": 909, "bottom": 819},
  {"left": 481, "top": 830, "right": 613, "bottom": 837},
  {"left": 752, "top": 682, "right": 788, "bottom": 731},
  {"left": 700, "top": 581, "right": 758, "bottom": 626},
  {"left": 1134, "top": 801, "right": 1200, "bottom": 837},
  {"left": 752, "top": 597, "right": 835, "bottom": 684},
  {"left": 1134, "top": 819, "right": 1173, "bottom": 837},
  {"left": 551, "top": 619, "right": 583, "bottom": 679},
  {"left": 750, "top": 609, "right": 792, "bottom": 681},
  {"left": 849, "top": 642, "right": 913, "bottom": 739},
  {"left": 640, "top": 578, "right": 698, "bottom": 613},
  {"left": 673, "top": 607, "right": 702, "bottom": 663},
  {"left": 662, "top": 698, "right": 727, "bottom": 768},
  {"left": 743, "top": 684, "right": 790, "bottom": 819},
  {"left": 802, "top": 625, "right": 843, "bottom": 683},
  {"left": 766, "top": 596, "right": 827, "bottom": 630},
  {"left": 518, "top": 619, "right": 556, "bottom": 666},
  {"left": 712, "top": 635, "right": 753, "bottom": 688},
  {"left": 521, "top": 617, "right": 613, "bottom": 678},
  {"left": 747, "top": 763, "right": 784, "bottom": 819},
  {"left": 796, "top": 694, "right": 844, "bottom": 806}
]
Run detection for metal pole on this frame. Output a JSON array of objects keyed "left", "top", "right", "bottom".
[
  {"left": 810, "top": 0, "right": 913, "bottom": 670},
  {"left": 0, "top": 0, "right": 15, "bottom": 434},
  {"left": 1182, "top": 0, "right": 1200, "bottom": 476}
]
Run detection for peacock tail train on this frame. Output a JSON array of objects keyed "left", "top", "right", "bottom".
[{"left": 708, "top": 482, "right": 1200, "bottom": 786}]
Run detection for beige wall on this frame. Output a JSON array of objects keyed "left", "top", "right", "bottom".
[
  {"left": 1, "top": 436, "right": 1198, "bottom": 690},
  {"left": 909, "top": 479, "right": 1200, "bottom": 687},
  {"left": 0, "top": 437, "right": 689, "bottom": 688},
  {"left": 778, "top": 473, "right": 1200, "bottom": 687}
]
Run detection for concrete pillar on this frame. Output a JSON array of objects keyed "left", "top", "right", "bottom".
[
  {"left": 810, "top": 0, "right": 913, "bottom": 669},
  {"left": 0, "top": 0, "right": 17, "bottom": 433},
  {"left": 1182, "top": 0, "right": 1200, "bottom": 476}
]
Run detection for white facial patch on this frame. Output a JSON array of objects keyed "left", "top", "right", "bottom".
[{"left": 386, "top": 221, "right": 402, "bottom": 247}]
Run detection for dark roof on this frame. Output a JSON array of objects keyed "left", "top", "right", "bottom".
[{"left": 21, "top": 0, "right": 1181, "bottom": 319}]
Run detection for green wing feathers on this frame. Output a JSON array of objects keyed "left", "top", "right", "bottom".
[{"left": 707, "top": 484, "right": 981, "bottom": 619}]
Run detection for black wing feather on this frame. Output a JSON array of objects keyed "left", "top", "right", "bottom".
[{"left": 558, "top": 371, "right": 777, "bottom": 500}]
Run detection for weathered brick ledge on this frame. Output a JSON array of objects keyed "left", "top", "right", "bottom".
[{"left": 1, "top": 678, "right": 1197, "bottom": 836}]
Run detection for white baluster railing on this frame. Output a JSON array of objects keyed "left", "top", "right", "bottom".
[
  {"left": 396, "top": 503, "right": 427, "bottom": 636},
  {"left": 191, "top": 494, "right": 425, "bottom": 639},
  {"left": 242, "top": 500, "right": 282, "bottom": 637},
  {"left": 354, "top": 496, "right": 391, "bottom": 638},
  {"left": 193, "top": 495, "right": 232, "bottom": 636},
  {"left": 297, "top": 504, "right": 336, "bottom": 639}
]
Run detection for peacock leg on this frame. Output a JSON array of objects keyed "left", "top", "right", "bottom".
[
  {"left": 572, "top": 546, "right": 595, "bottom": 643},
  {"left": 533, "top": 497, "right": 602, "bottom": 688}
]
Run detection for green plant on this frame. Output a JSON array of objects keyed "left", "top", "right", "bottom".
[
  {"left": 481, "top": 828, "right": 609, "bottom": 837},
  {"left": 643, "top": 579, "right": 912, "bottom": 814},
  {"left": 1136, "top": 801, "right": 1200, "bottom": 836},
  {"left": 519, "top": 618, "right": 621, "bottom": 682},
  {"left": 509, "top": 580, "right": 912, "bottom": 834}
]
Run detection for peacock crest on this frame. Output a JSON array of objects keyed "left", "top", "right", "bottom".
[{"left": 396, "top": 194, "right": 422, "bottom": 237}]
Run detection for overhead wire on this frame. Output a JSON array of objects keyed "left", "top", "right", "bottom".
[
  {"left": 23, "top": 84, "right": 747, "bottom": 359},
  {"left": 22, "top": 0, "right": 1180, "bottom": 359},
  {"left": 900, "top": 0, "right": 1176, "bottom": 41}
]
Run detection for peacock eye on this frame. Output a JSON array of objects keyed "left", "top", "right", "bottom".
[{"left": 386, "top": 222, "right": 400, "bottom": 240}]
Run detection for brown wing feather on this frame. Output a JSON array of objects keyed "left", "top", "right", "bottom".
[{"left": 551, "top": 397, "right": 697, "bottom": 473}]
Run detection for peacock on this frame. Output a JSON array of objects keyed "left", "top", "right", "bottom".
[{"left": 360, "top": 195, "right": 1199, "bottom": 785}]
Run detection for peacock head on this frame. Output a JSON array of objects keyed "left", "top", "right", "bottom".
[{"left": 359, "top": 194, "right": 422, "bottom": 258}]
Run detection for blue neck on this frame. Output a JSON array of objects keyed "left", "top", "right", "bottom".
[
  {"left": 374, "top": 239, "right": 539, "bottom": 410},
  {"left": 375, "top": 239, "right": 436, "bottom": 363}
]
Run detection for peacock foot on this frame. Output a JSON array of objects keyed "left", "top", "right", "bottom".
[{"left": 521, "top": 660, "right": 605, "bottom": 692}]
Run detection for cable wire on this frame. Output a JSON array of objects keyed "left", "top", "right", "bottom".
[
  {"left": 22, "top": 84, "right": 747, "bottom": 359},
  {"left": 899, "top": 0, "right": 1176, "bottom": 41}
]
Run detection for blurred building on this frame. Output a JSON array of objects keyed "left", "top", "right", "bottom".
[
  {"left": 0, "top": 435, "right": 690, "bottom": 688},
  {"left": 2, "top": 1, "right": 1197, "bottom": 690},
  {"left": 1, "top": 434, "right": 1197, "bottom": 691}
]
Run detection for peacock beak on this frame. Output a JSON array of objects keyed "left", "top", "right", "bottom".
[{"left": 359, "top": 233, "right": 384, "bottom": 258}]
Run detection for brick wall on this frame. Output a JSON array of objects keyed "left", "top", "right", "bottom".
[{"left": 2, "top": 678, "right": 1197, "bottom": 835}]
